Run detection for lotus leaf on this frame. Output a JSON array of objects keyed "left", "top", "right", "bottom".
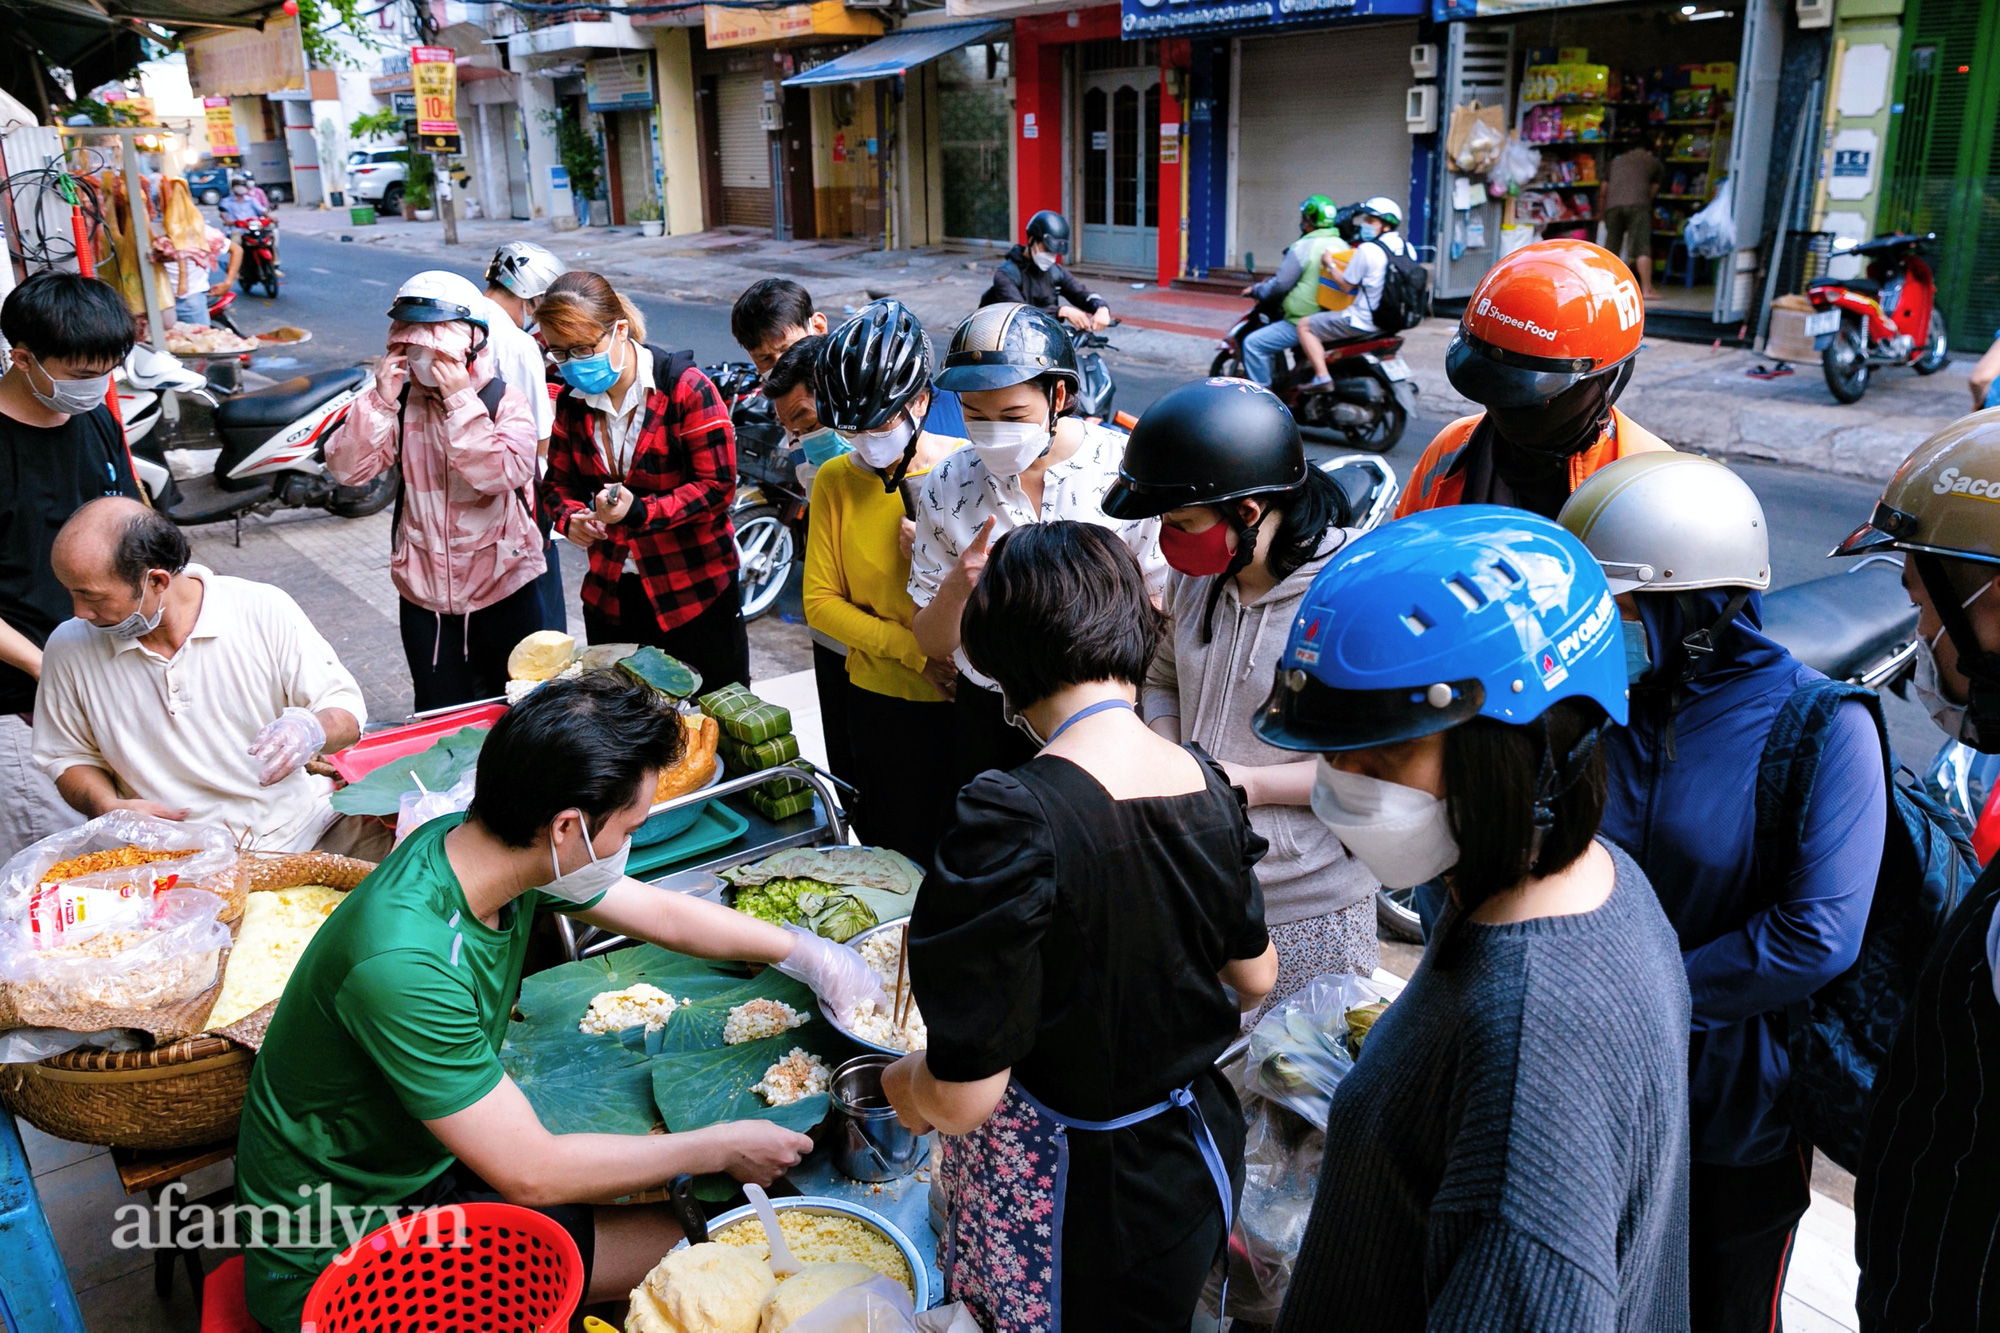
[{"left": 327, "top": 727, "right": 489, "bottom": 817}]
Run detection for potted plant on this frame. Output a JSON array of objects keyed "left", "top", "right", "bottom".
[
  {"left": 405, "top": 154, "right": 435, "bottom": 221},
  {"left": 629, "top": 194, "right": 664, "bottom": 237},
  {"left": 541, "top": 106, "right": 604, "bottom": 225}
]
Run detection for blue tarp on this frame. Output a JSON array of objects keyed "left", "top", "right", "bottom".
[{"left": 781, "top": 20, "right": 1012, "bottom": 87}]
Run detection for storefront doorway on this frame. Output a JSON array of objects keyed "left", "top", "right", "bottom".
[
  {"left": 938, "top": 37, "right": 1012, "bottom": 243},
  {"left": 809, "top": 80, "right": 884, "bottom": 241},
  {"left": 1079, "top": 43, "right": 1160, "bottom": 273}
]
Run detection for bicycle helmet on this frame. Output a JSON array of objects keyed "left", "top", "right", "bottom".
[
  {"left": 934, "top": 303, "right": 1079, "bottom": 395},
  {"left": 1104, "top": 378, "right": 1306, "bottom": 521},
  {"left": 486, "top": 242, "right": 566, "bottom": 301},
  {"left": 1300, "top": 194, "right": 1339, "bottom": 234},
  {"left": 1445, "top": 239, "right": 1644, "bottom": 409},
  {"left": 814, "top": 300, "right": 932, "bottom": 436},
  {"left": 1254, "top": 505, "right": 1627, "bottom": 754},
  {"left": 1025, "top": 210, "right": 1072, "bottom": 257}
]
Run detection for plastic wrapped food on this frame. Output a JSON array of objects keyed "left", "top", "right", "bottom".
[
  {"left": 0, "top": 888, "right": 230, "bottom": 1022},
  {"left": 1, "top": 812, "right": 239, "bottom": 923},
  {"left": 1201, "top": 1053, "right": 1325, "bottom": 1323},
  {"left": 1247, "top": 973, "right": 1390, "bottom": 1128}
]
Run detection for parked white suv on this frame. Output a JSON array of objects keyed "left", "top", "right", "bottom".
[{"left": 347, "top": 149, "right": 408, "bottom": 210}]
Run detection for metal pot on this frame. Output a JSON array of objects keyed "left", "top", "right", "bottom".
[{"left": 830, "top": 1054, "right": 923, "bottom": 1183}]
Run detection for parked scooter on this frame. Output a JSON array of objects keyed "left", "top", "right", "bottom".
[
  {"left": 121, "top": 347, "right": 395, "bottom": 528},
  {"left": 228, "top": 215, "right": 280, "bottom": 299},
  {"left": 1212, "top": 303, "right": 1414, "bottom": 452},
  {"left": 1807, "top": 232, "right": 1949, "bottom": 404},
  {"left": 709, "top": 361, "right": 802, "bottom": 621}
]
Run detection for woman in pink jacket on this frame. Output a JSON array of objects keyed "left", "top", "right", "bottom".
[{"left": 328, "top": 272, "right": 544, "bottom": 711}]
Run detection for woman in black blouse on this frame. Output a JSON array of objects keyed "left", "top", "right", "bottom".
[{"left": 881, "top": 521, "right": 1277, "bottom": 1332}]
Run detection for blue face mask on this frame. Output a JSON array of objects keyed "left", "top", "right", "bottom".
[
  {"left": 1623, "top": 618, "right": 1652, "bottom": 683},
  {"left": 1357, "top": 222, "right": 1382, "bottom": 241},
  {"left": 558, "top": 325, "right": 626, "bottom": 395},
  {"left": 798, "top": 426, "right": 851, "bottom": 467}
]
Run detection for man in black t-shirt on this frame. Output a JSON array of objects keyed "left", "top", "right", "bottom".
[{"left": 0, "top": 272, "right": 140, "bottom": 859}]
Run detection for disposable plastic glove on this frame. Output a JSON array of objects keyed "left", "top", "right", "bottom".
[
  {"left": 773, "top": 924, "right": 890, "bottom": 1022},
  {"left": 249, "top": 707, "right": 326, "bottom": 787}
]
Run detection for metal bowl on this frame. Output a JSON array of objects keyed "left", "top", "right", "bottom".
[
  {"left": 676, "top": 1195, "right": 932, "bottom": 1309},
  {"left": 819, "top": 918, "right": 917, "bottom": 1058}
]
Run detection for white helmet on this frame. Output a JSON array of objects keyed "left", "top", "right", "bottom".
[
  {"left": 387, "top": 270, "right": 488, "bottom": 330},
  {"left": 1558, "top": 453, "right": 1771, "bottom": 594},
  {"left": 486, "top": 241, "right": 566, "bottom": 300},
  {"left": 1360, "top": 196, "right": 1404, "bottom": 228}
]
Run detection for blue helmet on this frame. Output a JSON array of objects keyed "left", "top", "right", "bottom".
[{"left": 1254, "top": 505, "right": 1628, "bottom": 753}]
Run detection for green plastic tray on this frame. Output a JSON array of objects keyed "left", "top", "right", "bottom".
[{"left": 629, "top": 800, "right": 750, "bottom": 879}]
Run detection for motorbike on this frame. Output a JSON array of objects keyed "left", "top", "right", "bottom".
[
  {"left": 120, "top": 345, "right": 396, "bottom": 529},
  {"left": 1211, "top": 299, "right": 1413, "bottom": 452},
  {"left": 228, "top": 214, "right": 280, "bottom": 299},
  {"left": 208, "top": 287, "right": 246, "bottom": 337},
  {"left": 1069, "top": 321, "right": 1119, "bottom": 422},
  {"left": 1806, "top": 232, "right": 1949, "bottom": 404},
  {"left": 709, "top": 361, "right": 803, "bottom": 621}
]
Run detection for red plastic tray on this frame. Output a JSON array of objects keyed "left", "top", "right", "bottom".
[{"left": 325, "top": 703, "right": 509, "bottom": 784}]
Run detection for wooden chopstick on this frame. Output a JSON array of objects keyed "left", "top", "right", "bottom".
[{"left": 893, "top": 927, "right": 911, "bottom": 1027}]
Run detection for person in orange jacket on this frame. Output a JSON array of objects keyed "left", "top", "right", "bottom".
[{"left": 1398, "top": 238, "right": 1671, "bottom": 520}]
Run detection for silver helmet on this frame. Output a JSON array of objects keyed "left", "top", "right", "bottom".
[
  {"left": 485, "top": 241, "right": 566, "bottom": 300},
  {"left": 1558, "top": 452, "right": 1771, "bottom": 594}
]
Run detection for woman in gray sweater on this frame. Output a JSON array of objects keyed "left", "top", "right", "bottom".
[
  {"left": 1256, "top": 505, "right": 1692, "bottom": 1332},
  {"left": 1108, "top": 381, "right": 1378, "bottom": 1002}
]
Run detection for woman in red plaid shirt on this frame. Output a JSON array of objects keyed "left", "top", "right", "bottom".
[{"left": 538, "top": 273, "right": 750, "bottom": 690}]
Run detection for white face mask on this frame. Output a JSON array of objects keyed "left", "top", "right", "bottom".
[
  {"left": 965, "top": 419, "right": 1052, "bottom": 477},
  {"left": 849, "top": 413, "right": 915, "bottom": 472},
  {"left": 100, "top": 572, "right": 168, "bottom": 641},
  {"left": 1913, "top": 582, "right": 1993, "bottom": 746},
  {"left": 407, "top": 347, "right": 440, "bottom": 388},
  {"left": 28, "top": 354, "right": 113, "bottom": 416},
  {"left": 1031, "top": 249, "right": 1058, "bottom": 272},
  {"left": 542, "top": 810, "right": 631, "bottom": 904},
  {"left": 1309, "top": 757, "right": 1460, "bottom": 890}
]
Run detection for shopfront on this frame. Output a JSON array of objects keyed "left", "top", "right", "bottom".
[
  {"left": 586, "top": 52, "right": 660, "bottom": 226},
  {"left": 1430, "top": 0, "right": 1794, "bottom": 325}
]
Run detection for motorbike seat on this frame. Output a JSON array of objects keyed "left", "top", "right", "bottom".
[
  {"left": 1811, "top": 277, "right": 1880, "bottom": 297},
  {"left": 214, "top": 366, "right": 370, "bottom": 432},
  {"left": 1759, "top": 560, "right": 1916, "bottom": 683}
]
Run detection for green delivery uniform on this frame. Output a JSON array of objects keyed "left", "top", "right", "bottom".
[
  {"left": 1282, "top": 228, "right": 1346, "bottom": 322},
  {"left": 236, "top": 815, "right": 607, "bottom": 1331}
]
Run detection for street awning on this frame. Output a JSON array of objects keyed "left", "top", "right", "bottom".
[{"left": 781, "top": 19, "right": 1010, "bottom": 87}]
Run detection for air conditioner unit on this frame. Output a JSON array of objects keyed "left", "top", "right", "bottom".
[
  {"left": 758, "top": 102, "right": 780, "bottom": 131},
  {"left": 1410, "top": 43, "right": 1438, "bottom": 79},
  {"left": 1406, "top": 84, "right": 1438, "bottom": 134},
  {"left": 1796, "top": 0, "right": 1831, "bottom": 26}
]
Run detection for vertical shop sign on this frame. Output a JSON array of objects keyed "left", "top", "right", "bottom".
[
  {"left": 203, "top": 97, "right": 240, "bottom": 160},
  {"left": 411, "top": 46, "right": 461, "bottom": 153}
]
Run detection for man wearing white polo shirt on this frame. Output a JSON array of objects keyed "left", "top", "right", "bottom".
[{"left": 33, "top": 498, "right": 385, "bottom": 856}]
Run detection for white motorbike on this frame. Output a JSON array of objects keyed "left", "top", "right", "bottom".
[{"left": 121, "top": 345, "right": 396, "bottom": 528}]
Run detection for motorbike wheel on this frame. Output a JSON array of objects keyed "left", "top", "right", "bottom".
[
  {"left": 734, "top": 504, "right": 795, "bottom": 621},
  {"left": 1210, "top": 350, "right": 1245, "bottom": 379},
  {"left": 212, "top": 305, "right": 245, "bottom": 337},
  {"left": 329, "top": 467, "right": 399, "bottom": 518},
  {"left": 1822, "top": 319, "right": 1872, "bottom": 403},
  {"left": 1376, "top": 888, "right": 1426, "bottom": 944},
  {"left": 1342, "top": 395, "right": 1407, "bottom": 454},
  {"left": 262, "top": 266, "right": 280, "bottom": 300},
  {"left": 1914, "top": 308, "right": 1950, "bottom": 375}
]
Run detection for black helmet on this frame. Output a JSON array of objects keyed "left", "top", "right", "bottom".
[
  {"left": 814, "top": 300, "right": 932, "bottom": 434},
  {"left": 1103, "top": 378, "right": 1307, "bottom": 520},
  {"left": 934, "top": 303, "right": 1079, "bottom": 395},
  {"left": 1026, "top": 210, "right": 1071, "bottom": 256}
]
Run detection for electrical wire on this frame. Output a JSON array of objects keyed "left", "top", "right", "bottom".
[{"left": 3, "top": 148, "right": 116, "bottom": 271}]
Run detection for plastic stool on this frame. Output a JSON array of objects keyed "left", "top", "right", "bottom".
[
  {"left": 0, "top": 1106, "right": 86, "bottom": 1333},
  {"left": 200, "top": 1257, "right": 262, "bottom": 1333}
]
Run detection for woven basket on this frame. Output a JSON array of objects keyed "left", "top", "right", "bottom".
[{"left": 0, "top": 1035, "right": 251, "bottom": 1149}]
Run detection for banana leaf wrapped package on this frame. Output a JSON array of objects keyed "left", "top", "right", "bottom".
[
  {"left": 719, "top": 731, "right": 801, "bottom": 776},
  {"left": 1247, "top": 973, "right": 1392, "bottom": 1129},
  {"left": 699, "top": 683, "right": 793, "bottom": 746}
]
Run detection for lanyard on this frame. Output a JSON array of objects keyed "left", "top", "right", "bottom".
[{"left": 1043, "top": 698, "right": 1134, "bottom": 746}]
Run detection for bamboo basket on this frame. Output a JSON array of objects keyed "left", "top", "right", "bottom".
[{"left": 0, "top": 1036, "right": 251, "bottom": 1149}]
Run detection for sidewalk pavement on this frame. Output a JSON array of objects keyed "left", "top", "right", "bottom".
[{"left": 290, "top": 205, "right": 1979, "bottom": 485}]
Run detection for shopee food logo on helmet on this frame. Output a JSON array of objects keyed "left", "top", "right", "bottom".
[
  {"left": 1580, "top": 268, "right": 1644, "bottom": 332},
  {"left": 1473, "top": 296, "right": 1557, "bottom": 342}
]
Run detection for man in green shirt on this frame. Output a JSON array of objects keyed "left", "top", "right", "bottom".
[{"left": 236, "top": 672, "right": 885, "bottom": 1331}]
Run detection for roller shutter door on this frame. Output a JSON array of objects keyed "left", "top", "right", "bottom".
[
  {"left": 717, "top": 71, "right": 772, "bottom": 229},
  {"left": 1233, "top": 23, "right": 1418, "bottom": 269}
]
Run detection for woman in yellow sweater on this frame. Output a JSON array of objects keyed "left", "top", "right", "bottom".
[{"left": 800, "top": 305, "right": 965, "bottom": 867}]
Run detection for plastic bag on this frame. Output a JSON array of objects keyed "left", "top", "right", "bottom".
[
  {"left": 395, "top": 771, "right": 478, "bottom": 845},
  {"left": 1495, "top": 135, "right": 1543, "bottom": 191},
  {"left": 0, "top": 1025, "right": 144, "bottom": 1064},
  {"left": 778, "top": 1275, "right": 917, "bottom": 1332},
  {"left": 0, "top": 888, "right": 229, "bottom": 1022},
  {"left": 1454, "top": 117, "right": 1506, "bottom": 176},
  {"left": 914, "top": 1305, "right": 982, "bottom": 1333},
  {"left": 0, "top": 812, "right": 238, "bottom": 923},
  {"left": 1684, "top": 178, "right": 1736, "bottom": 260},
  {"left": 1247, "top": 973, "right": 1386, "bottom": 1128},
  {"left": 1202, "top": 1053, "right": 1326, "bottom": 1323}
]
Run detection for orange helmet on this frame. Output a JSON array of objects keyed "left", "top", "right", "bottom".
[{"left": 1446, "top": 239, "right": 1646, "bottom": 408}]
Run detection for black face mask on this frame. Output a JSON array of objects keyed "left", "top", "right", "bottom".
[{"left": 1485, "top": 374, "right": 1614, "bottom": 460}]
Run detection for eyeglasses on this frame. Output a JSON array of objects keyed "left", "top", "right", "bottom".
[{"left": 547, "top": 341, "right": 605, "bottom": 365}]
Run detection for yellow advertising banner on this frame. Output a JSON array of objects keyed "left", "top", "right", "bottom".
[
  {"left": 184, "top": 17, "right": 304, "bottom": 98},
  {"left": 410, "top": 46, "right": 459, "bottom": 136},
  {"left": 702, "top": 2, "right": 880, "bottom": 49},
  {"left": 203, "top": 97, "right": 239, "bottom": 158}
]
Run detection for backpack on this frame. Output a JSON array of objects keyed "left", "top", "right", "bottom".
[
  {"left": 1365, "top": 238, "right": 1431, "bottom": 334},
  {"left": 1754, "top": 678, "right": 1980, "bottom": 1173}
]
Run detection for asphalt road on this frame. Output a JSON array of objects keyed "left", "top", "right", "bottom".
[{"left": 243, "top": 232, "right": 1943, "bottom": 766}]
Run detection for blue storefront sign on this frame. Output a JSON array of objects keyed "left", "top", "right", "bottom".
[
  {"left": 1433, "top": 0, "right": 1615, "bottom": 19},
  {"left": 1122, "top": 0, "right": 1423, "bottom": 36}
]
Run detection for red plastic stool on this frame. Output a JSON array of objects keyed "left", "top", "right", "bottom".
[
  {"left": 300, "top": 1202, "right": 583, "bottom": 1333},
  {"left": 200, "top": 1256, "right": 262, "bottom": 1333}
]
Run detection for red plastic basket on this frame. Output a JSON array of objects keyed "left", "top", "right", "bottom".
[{"left": 299, "top": 1202, "right": 583, "bottom": 1333}]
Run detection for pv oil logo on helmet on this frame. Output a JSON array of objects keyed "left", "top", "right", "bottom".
[{"left": 1539, "top": 591, "right": 1616, "bottom": 689}]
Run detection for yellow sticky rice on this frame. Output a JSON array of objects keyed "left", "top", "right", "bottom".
[
  {"left": 206, "top": 885, "right": 347, "bottom": 1030},
  {"left": 711, "top": 1213, "right": 913, "bottom": 1297}
]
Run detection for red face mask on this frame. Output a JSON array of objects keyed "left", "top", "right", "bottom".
[{"left": 1159, "top": 517, "right": 1236, "bottom": 576}]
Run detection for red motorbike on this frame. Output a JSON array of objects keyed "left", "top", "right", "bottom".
[
  {"left": 1212, "top": 300, "right": 1414, "bottom": 452},
  {"left": 227, "top": 215, "right": 280, "bottom": 300},
  {"left": 1806, "top": 232, "right": 1948, "bottom": 404}
]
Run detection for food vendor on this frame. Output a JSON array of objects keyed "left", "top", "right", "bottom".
[
  {"left": 33, "top": 499, "right": 389, "bottom": 859},
  {"left": 236, "top": 671, "right": 887, "bottom": 1333}
]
